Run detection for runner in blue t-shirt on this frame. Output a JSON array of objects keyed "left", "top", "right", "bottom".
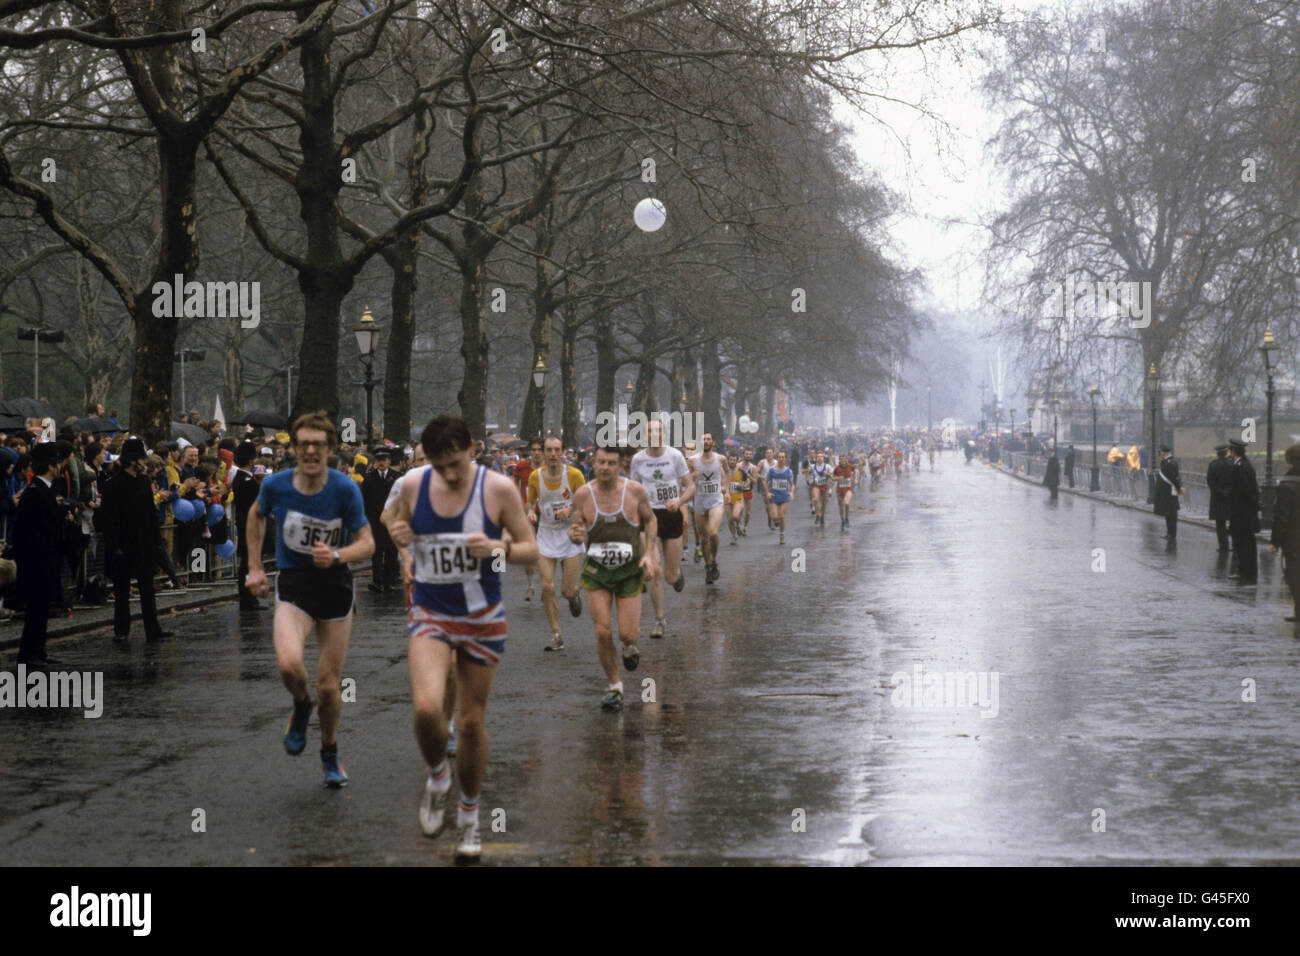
[
  {"left": 765, "top": 450, "right": 795, "bottom": 545},
  {"left": 244, "top": 413, "right": 374, "bottom": 789}
]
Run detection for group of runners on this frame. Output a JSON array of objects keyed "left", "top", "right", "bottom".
[{"left": 245, "top": 410, "right": 937, "bottom": 862}]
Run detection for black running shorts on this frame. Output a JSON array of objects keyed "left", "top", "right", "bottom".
[
  {"left": 653, "top": 507, "right": 683, "bottom": 540},
  {"left": 276, "top": 566, "right": 355, "bottom": 621}
]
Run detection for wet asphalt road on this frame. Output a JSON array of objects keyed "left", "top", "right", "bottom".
[{"left": 3, "top": 454, "right": 1299, "bottom": 866}]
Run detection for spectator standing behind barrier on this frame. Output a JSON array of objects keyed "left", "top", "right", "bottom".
[
  {"left": 13, "top": 442, "right": 64, "bottom": 667},
  {"left": 100, "top": 438, "right": 172, "bottom": 644},
  {"left": 1269, "top": 445, "right": 1300, "bottom": 622},
  {"left": 231, "top": 442, "right": 264, "bottom": 611},
  {"left": 1228, "top": 438, "right": 1261, "bottom": 584},
  {"left": 1206, "top": 443, "right": 1233, "bottom": 552},
  {"left": 363, "top": 447, "right": 400, "bottom": 591},
  {"left": 1063, "top": 445, "right": 1076, "bottom": 488}
]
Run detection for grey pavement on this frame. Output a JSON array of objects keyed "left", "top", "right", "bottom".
[{"left": 2, "top": 452, "right": 1298, "bottom": 866}]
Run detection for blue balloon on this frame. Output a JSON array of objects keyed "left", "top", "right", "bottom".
[
  {"left": 216, "top": 540, "right": 237, "bottom": 560},
  {"left": 171, "top": 498, "right": 193, "bottom": 523},
  {"left": 207, "top": 503, "right": 225, "bottom": 526}
]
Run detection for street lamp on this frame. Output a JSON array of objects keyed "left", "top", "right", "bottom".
[
  {"left": 927, "top": 385, "right": 932, "bottom": 434},
  {"left": 173, "top": 348, "right": 206, "bottom": 416},
  {"left": 1261, "top": 326, "right": 1280, "bottom": 525},
  {"left": 1147, "top": 363, "right": 1159, "bottom": 504},
  {"left": 1051, "top": 394, "right": 1060, "bottom": 451},
  {"left": 532, "top": 356, "right": 548, "bottom": 390},
  {"left": 274, "top": 365, "right": 297, "bottom": 419},
  {"left": 354, "top": 306, "right": 381, "bottom": 446},
  {"left": 979, "top": 382, "right": 988, "bottom": 433},
  {"left": 16, "top": 327, "right": 65, "bottom": 400},
  {"left": 1089, "top": 386, "right": 1101, "bottom": 491}
]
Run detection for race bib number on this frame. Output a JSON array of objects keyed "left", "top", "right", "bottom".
[
  {"left": 413, "top": 533, "right": 481, "bottom": 584},
  {"left": 814, "top": 472, "right": 829, "bottom": 486},
  {"left": 651, "top": 483, "right": 677, "bottom": 505},
  {"left": 542, "top": 499, "right": 570, "bottom": 524},
  {"left": 282, "top": 509, "right": 344, "bottom": 555},
  {"left": 770, "top": 478, "right": 790, "bottom": 493},
  {"left": 838, "top": 478, "right": 853, "bottom": 488},
  {"left": 729, "top": 481, "right": 742, "bottom": 495},
  {"left": 587, "top": 541, "right": 633, "bottom": 568},
  {"left": 699, "top": 478, "right": 719, "bottom": 497}
]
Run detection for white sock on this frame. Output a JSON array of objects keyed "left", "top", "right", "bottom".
[
  {"left": 457, "top": 795, "right": 480, "bottom": 828},
  {"left": 429, "top": 760, "right": 451, "bottom": 792}
]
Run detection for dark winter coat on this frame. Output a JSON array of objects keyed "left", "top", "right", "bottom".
[
  {"left": 99, "top": 470, "right": 164, "bottom": 578},
  {"left": 12, "top": 475, "right": 63, "bottom": 603},
  {"left": 1228, "top": 455, "right": 1261, "bottom": 535},
  {"left": 1153, "top": 456, "right": 1181, "bottom": 516},
  {"left": 1206, "top": 455, "right": 1234, "bottom": 521},
  {"left": 1271, "top": 469, "right": 1300, "bottom": 554}
]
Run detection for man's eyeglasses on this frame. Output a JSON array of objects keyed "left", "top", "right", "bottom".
[{"left": 294, "top": 440, "right": 330, "bottom": 451}]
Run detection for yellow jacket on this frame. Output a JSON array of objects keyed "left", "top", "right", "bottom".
[{"left": 1126, "top": 445, "right": 1140, "bottom": 470}]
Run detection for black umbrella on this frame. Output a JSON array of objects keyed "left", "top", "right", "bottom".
[
  {"left": 0, "top": 397, "right": 57, "bottom": 419},
  {"left": 171, "top": 421, "right": 209, "bottom": 444},
  {"left": 229, "top": 408, "right": 287, "bottom": 430},
  {"left": 0, "top": 414, "right": 27, "bottom": 431},
  {"left": 70, "top": 416, "right": 119, "bottom": 435}
]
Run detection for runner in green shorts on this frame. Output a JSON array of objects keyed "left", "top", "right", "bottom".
[{"left": 568, "top": 445, "right": 659, "bottom": 710}]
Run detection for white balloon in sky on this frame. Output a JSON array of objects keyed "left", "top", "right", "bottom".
[
  {"left": 633, "top": 197, "right": 667, "bottom": 232},
  {"left": 745, "top": 421, "right": 759, "bottom": 434},
  {"left": 738, "top": 414, "right": 751, "bottom": 428}
]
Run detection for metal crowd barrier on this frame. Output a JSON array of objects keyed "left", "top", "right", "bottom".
[{"left": 1000, "top": 453, "right": 1213, "bottom": 517}]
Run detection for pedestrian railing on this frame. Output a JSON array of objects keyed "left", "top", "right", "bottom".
[{"left": 999, "top": 454, "right": 1213, "bottom": 518}]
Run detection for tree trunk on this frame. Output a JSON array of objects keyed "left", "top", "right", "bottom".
[
  {"left": 561, "top": 292, "right": 579, "bottom": 447},
  {"left": 292, "top": 13, "right": 354, "bottom": 421},
  {"left": 456, "top": 252, "right": 490, "bottom": 439},
  {"left": 763, "top": 384, "right": 776, "bottom": 438},
  {"left": 519, "top": 248, "right": 553, "bottom": 440},
  {"left": 594, "top": 312, "right": 617, "bottom": 422},
  {"left": 131, "top": 134, "right": 198, "bottom": 446},
  {"left": 382, "top": 100, "right": 430, "bottom": 445},
  {"left": 701, "top": 339, "right": 723, "bottom": 439}
]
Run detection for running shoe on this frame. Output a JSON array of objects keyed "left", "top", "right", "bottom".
[
  {"left": 454, "top": 821, "right": 482, "bottom": 863},
  {"left": 671, "top": 574, "right": 685, "bottom": 593},
  {"left": 447, "top": 718, "right": 457, "bottom": 757},
  {"left": 711, "top": 561, "right": 720, "bottom": 580},
  {"left": 779, "top": 533, "right": 785, "bottom": 545},
  {"left": 622, "top": 642, "right": 640, "bottom": 671},
  {"left": 321, "top": 748, "right": 348, "bottom": 788},
  {"left": 544, "top": 633, "right": 565, "bottom": 652},
  {"left": 419, "top": 774, "right": 451, "bottom": 837},
  {"left": 729, "top": 538, "right": 737, "bottom": 546},
  {"left": 650, "top": 618, "right": 665, "bottom": 639},
  {"left": 694, "top": 545, "right": 702, "bottom": 563},
  {"left": 525, "top": 584, "right": 534, "bottom": 601},
  {"left": 568, "top": 592, "right": 583, "bottom": 617},
  {"left": 601, "top": 688, "right": 624, "bottom": 711},
  {"left": 283, "top": 697, "right": 313, "bottom": 755}
]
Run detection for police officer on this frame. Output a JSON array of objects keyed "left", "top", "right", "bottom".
[
  {"left": 1152, "top": 444, "right": 1184, "bottom": 540},
  {"left": 13, "top": 443, "right": 64, "bottom": 666},
  {"left": 231, "top": 442, "right": 264, "bottom": 611},
  {"left": 362, "top": 447, "right": 400, "bottom": 591},
  {"left": 1206, "top": 442, "right": 1233, "bottom": 551},
  {"left": 1043, "top": 449, "right": 1060, "bottom": 499},
  {"left": 1227, "top": 438, "right": 1260, "bottom": 583},
  {"left": 1269, "top": 444, "right": 1300, "bottom": 621},
  {"left": 100, "top": 438, "right": 172, "bottom": 643}
]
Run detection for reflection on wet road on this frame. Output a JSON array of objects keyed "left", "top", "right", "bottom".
[{"left": 3, "top": 456, "right": 1299, "bottom": 865}]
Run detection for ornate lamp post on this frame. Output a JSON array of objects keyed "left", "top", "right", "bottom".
[
  {"left": 1261, "top": 327, "right": 1280, "bottom": 525},
  {"left": 1147, "top": 362, "right": 1159, "bottom": 504},
  {"left": 532, "top": 357, "right": 548, "bottom": 433},
  {"left": 354, "top": 306, "right": 380, "bottom": 445},
  {"left": 1089, "top": 386, "right": 1101, "bottom": 491}
]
